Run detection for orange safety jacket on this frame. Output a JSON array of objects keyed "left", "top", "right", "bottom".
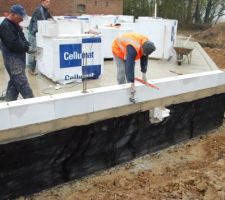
[{"left": 112, "top": 32, "right": 149, "bottom": 60}]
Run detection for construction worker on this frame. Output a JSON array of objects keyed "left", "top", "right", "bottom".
[
  {"left": 0, "top": 4, "right": 35, "bottom": 102},
  {"left": 28, "top": 0, "right": 53, "bottom": 75},
  {"left": 112, "top": 32, "right": 156, "bottom": 102}
]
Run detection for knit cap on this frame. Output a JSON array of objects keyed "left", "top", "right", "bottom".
[{"left": 142, "top": 41, "right": 156, "bottom": 55}]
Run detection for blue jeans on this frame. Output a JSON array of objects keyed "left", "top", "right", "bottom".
[
  {"left": 28, "top": 32, "right": 36, "bottom": 71},
  {"left": 114, "top": 55, "right": 127, "bottom": 84}
]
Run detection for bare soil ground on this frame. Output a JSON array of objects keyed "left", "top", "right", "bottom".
[
  {"left": 197, "top": 22, "right": 225, "bottom": 69},
  {"left": 22, "top": 24, "right": 225, "bottom": 200},
  {"left": 204, "top": 47, "right": 225, "bottom": 69}
]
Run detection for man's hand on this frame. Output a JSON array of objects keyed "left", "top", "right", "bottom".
[
  {"left": 142, "top": 73, "right": 147, "bottom": 82},
  {"left": 27, "top": 46, "right": 37, "bottom": 54}
]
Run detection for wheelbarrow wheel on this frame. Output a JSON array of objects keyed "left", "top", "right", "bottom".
[
  {"left": 177, "top": 53, "right": 184, "bottom": 66},
  {"left": 177, "top": 61, "right": 182, "bottom": 65}
]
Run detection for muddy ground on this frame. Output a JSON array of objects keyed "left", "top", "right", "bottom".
[{"left": 21, "top": 25, "right": 225, "bottom": 200}]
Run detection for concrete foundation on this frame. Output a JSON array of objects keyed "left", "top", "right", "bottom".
[
  {"left": 0, "top": 93, "right": 225, "bottom": 199},
  {"left": 1, "top": 36, "right": 225, "bottom": 199}
]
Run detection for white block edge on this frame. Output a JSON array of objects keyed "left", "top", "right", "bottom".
[{"left": 0, "top": 70, "right": 225, "bottom": 131}]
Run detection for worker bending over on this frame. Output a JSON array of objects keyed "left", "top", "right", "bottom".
[{"left": 112, "top": 32, "right": 156, "bottom": 102}]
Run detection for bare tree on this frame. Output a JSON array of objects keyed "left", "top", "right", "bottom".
[
  {"left": 186, "top": 0, "right": 194, "bottom": 24},
  {"left": 123, "top": 0, "right": 225, "bottom": 26},
  {"left": 214, "top": 2, "right": 225, "bottom": 24},
  {"left": 204, "top": 0, "right": 212, "bottom": 23}
]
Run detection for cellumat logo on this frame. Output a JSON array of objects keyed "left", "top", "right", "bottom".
[{"left": 59, "top": 44, "right": 94, "bottom": 68}]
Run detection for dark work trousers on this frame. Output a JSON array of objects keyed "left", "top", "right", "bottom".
[
  {"left": 2, "top": 52, "right": 34, "bottom": 101},
  {"left": 28, "top": 32, "right": 36, "bottom": 71}
]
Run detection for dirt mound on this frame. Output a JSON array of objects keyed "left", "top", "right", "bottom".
[
  {"left": 194, "top": 23, "right": 225, "bottom": 48},
  {"left": 192, "top": 22, "right": 225, "bottom": 69},
  {"left": 204, "top": 47, "right": 225, "bottom": 69}
]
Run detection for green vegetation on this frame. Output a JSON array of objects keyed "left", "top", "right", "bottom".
[{"left": 123, "top": 0, "right": 225, "bottom": 26}]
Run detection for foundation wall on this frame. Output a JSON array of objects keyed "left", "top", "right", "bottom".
[{"left": 0, "top": 93, "right": 225, "bottom": 199}]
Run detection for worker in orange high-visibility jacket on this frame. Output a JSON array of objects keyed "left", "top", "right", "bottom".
[{"left": 112, "top": 32, "right": 156, "bottom": 101}]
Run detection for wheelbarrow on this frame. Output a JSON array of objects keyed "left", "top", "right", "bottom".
[{"left": 174, "top": 46, "right": 193, "bottom": 66}]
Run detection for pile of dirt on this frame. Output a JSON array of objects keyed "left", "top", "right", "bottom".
[
  {"left": 194, "top": 23, "right": 225, "bottom": 48},
  {"left": 192, "top": 22, "right": 225, "bottom": 69},
  {"left": 204, "top": 47, "right": 225, "bottom": 69}
]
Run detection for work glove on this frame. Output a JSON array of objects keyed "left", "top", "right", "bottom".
[
  {"left": 27, "top": 46, "right": 37, "bottom": 54},
  {"left": 142, "top": 73, "right": 147, "bottom": 82}
]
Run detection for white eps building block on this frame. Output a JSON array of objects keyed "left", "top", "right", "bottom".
[
  {"left": 135, "top": 17, "right": 178, "bottom": 59},
  {"left": 37, "top": 19, "right": 83, "bottom": 37},
  {"left": 36, "top": 35, "right": 103, "bottom": 84},
  {"left": 99, "top": 26, "right": 132, "bottom": 59}
]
